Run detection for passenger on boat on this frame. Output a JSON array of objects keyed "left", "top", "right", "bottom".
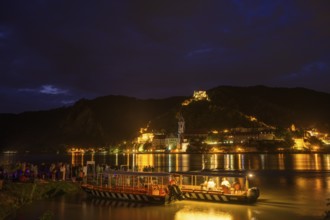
[
  {"left": 221, "top": 177, "right": 231, "bottom": 187},
  {"left": 207, "top": 178, "right": 216, "bottom": 190},
  {"left": 232, "top": 178, "right": 241, "bottom": 194},
  {"left": 221, "top": 177, "right": 231, "bottom": 193},
  {"left": 201, "top": 180, "right": 207, "bottom": 190},
  {"left": 168, "top": 178, "right": 185, "bottom": 201},
  {"left": 169, "top": 178, "right": 176, "bottom": 185}
]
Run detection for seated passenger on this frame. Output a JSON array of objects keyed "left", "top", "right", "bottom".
[
  {"left": 207, "top": 178, "right": 216, "bottom": 190},
  {"left": 221, "top": 177, "right": 231, "bottom": 193},
  {"left": 169, "top": 179, "right": 176, "bottom": 185},
  {"left": 232, "top": 178, "right": 241, "bottom": 193},
  {"left": 201, "top": 180, "right": 207, "bottom": 190},
  {"left": 221, "top": 177, "right": 231, "bottom": 188}
]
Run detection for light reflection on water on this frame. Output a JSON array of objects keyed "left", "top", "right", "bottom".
[
  {"left": 174, "top": 206, "right": 233, "bottom": 220},
  {"left": 12, "top": 186, "right": 327, "bottom": 220},
  {"left": 2, "top": 153, "right": 330, "bottom": 220},
  {"left": 3, "top": 152, "right": 329, "bottom": 172}
]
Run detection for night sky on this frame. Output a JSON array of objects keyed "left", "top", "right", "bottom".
[{"left": 1, "top": 0, "right": 330, "bottom": 113}]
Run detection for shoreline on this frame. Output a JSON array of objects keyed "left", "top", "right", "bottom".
[
  {"left": 2, "top": 150, "right": 330, "bottom": 155},
  {"left": 0, "top": 180, "right": 81, "bottom": 219}
]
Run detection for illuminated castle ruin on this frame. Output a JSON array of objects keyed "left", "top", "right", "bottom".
[{"left": 182, "top": 90, "right": 210, "bottom": 106}]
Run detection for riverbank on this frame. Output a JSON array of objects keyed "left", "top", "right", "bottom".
[{"left": 0, "top": 180, "right": 81, "bottom": 219}]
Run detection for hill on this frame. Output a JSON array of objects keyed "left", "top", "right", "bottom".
[
  {"left": 0, "top": 86, "right": 329, "bottom": 152},
  {"left": 0, "top": 96, "right": 185, "bottom": 152},
  {"left": 207, "top": 86, "right": 330, "bottom": 131}
]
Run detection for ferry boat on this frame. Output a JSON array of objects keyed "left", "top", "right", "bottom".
[
  {"left": 81, "top": 170, "right": 184, "bottom": 205},
  {"left": 171, "top": 170, "right": 260, "bottom": 204}
]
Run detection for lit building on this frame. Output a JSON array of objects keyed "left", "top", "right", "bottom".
[
  {"left": 305, "top": 128, "right": 330, "bottom": 145},
  {"left": 152, "top": 133, "right": 166, "bottom": 151},
  {"left": 292, "top": 138, "right": 308, "bottom": 151},
  {"left": 137, "top": 132, "right": 154, "bottom": 144},
  {"left": 165, "top": 133, "right": 178, "bottom": 151},
  {"left": 230, "top": 127, "right": 275, "bottom": 144}
]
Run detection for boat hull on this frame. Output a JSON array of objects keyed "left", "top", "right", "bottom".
[
  {"left": 181, "top": 187, "right": 259, "bottom": 204},
  {"left": 81, "top": 185, "right": 169, "bottom": 205}
]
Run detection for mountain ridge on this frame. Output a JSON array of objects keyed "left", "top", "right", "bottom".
[{"left": 1, "top": 85, "right": 329, "bottom": 152}]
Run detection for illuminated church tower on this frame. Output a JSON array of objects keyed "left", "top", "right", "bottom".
[{"left": 177, "top": 113, "right": 185, "bottom": 151}]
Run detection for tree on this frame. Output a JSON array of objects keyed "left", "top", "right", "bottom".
[{"left": 307, "top": 136, "right": 323, "bottom": 147}]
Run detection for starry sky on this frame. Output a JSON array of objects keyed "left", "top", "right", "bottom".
[{"left": 1, "top": 0, "right": 330, "bottom": 113}]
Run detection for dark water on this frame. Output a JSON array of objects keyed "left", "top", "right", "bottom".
[{"left": 2, "top": 153, "right": 330, "bottom": 220}]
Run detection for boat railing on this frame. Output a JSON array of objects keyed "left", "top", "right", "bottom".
[
  {"left": 180, "top": 184, "right": 247, "bottom": 195},
  {"left": 85, "top": 171, "right": 171, "bottom": 197},
  {"left": 85, "top": 183, "right": 168, "bottom": 196}
]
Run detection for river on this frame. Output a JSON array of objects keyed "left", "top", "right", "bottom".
[{"left": 2, "top": 153, "right": 330, "bottom": 220}]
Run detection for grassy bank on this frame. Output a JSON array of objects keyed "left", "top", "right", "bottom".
[{"left": 0, "top": 180, "right": 81, "bottom": 219}]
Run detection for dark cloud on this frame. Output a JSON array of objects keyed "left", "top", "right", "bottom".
[{"left": 0, "top": 0, "right": 330, "bottom": 113}]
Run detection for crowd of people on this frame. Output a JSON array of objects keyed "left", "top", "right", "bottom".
[
  {"left": 0, "top": 161, "right": 157, "bottom": 185},
  {"left": 142, "top": 165, "right": 155, "bottom": 172},
  {"left": 0, "top": 162, "right": 86, "bottom": 183}
]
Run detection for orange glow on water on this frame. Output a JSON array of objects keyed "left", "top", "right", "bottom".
[
  {"left": 293, "top": 154, "right": 322, "bottom": 170},
  {"left": 175, "top": 208, "right": 232, "bottom": 220},
  {"left": 278, "top": 154, "right": 285, "bottom": 170},
  {"left": 136, "top": 154, "right": 154, "bottom": 170},
  {"left": 325, "top": 154, "right": 330, "bottom": 170}
]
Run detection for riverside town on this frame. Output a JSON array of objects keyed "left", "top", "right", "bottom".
[{"left": 58, "top": 91, "right": 330, "bottom": 156}]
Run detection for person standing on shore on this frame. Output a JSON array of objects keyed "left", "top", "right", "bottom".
[{"left": 60, "top": 164, "right": 66, "bottom": 181}]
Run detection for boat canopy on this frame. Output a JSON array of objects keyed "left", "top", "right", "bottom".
[
  {"left": 107, "top": 170, "right": 172, "bottom": 177},
  {"left": 171, "top": 170, "right": 251, "bottom": 178}
]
